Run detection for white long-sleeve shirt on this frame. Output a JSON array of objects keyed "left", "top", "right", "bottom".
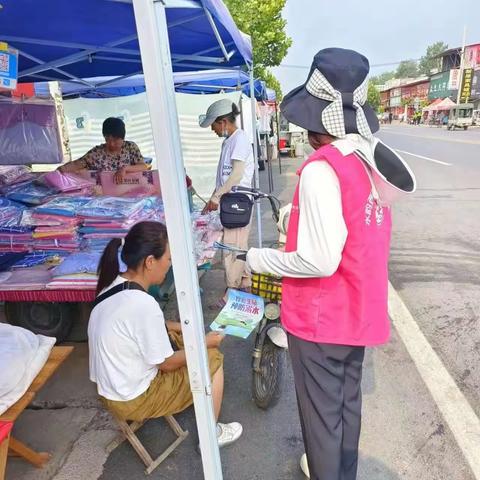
[{"left": 246, "top": 160, "right": 348, "bottom": 278}]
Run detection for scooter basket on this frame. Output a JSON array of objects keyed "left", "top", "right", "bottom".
[{"left": 251, "top": 273, "right": 282, "bottom": 302}]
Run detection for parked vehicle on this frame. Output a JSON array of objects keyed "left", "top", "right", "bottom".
[
  {"left": 473, "top": 109, "right": 480, "bottom": 126},
  {"left": 229, "top": 186, "right": 289, "bottom": 409},
  {"left": 447, "top": 104, "right": 474, "bottom": 130}
]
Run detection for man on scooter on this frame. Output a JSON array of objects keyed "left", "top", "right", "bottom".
[{"left": 246, "top": 48, "right": 416, "bottom": 480}]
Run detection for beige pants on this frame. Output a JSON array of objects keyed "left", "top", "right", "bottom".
[{"left": 222, "top": 223, "right": 251, "bottom": 289}]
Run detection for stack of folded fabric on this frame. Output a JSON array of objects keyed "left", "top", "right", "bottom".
[
  {"left": 3, "top": 178, "right": 56, "bottom": 206},
  {"left": 77, "top": 196, "right": 163, "bottom": 241},
  {"left": 0, "top": 166, "right": 34, "bottom": 190},
  {"left": 47, "top": 251, "right": 102, "bottom": 290},
  {"left": 0, "top": 197, "right": 31, "bottom": 256},
  {"left": 41, "top": 171, "right": 95, "bottom": 196},
  {"left": 29, "top": 197, "right": 91, "bottom": 252},
  {"left": 82, "top": 238, "right": 112, "bottom": 252},
  {"left": 0, "top": 226, "right": 33, "bottom": 253},
  {"left": 0, "top": 197, "right": 25, "bottom": 228}
]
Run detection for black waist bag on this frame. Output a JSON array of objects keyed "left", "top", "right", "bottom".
[{"left": 220, "top": 192, "right": 253, "bottom": 229}]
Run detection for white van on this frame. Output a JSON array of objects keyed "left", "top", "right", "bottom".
[{"left": 447, "top": 104, "right": 474, "bottom": 130}]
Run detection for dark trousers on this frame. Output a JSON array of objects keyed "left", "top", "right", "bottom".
[{"left": 288, "top": 334, "right": 365, "bottom": 480}]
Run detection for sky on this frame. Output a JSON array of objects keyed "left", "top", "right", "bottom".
[{"left": 271, "top": 0, "right": 480, "bottom": 94}]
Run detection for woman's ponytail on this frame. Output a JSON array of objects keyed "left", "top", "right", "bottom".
[{"left": 96, "top": 238, "right": 122, "bottom": 295}]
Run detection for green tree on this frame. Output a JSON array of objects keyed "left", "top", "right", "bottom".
[
  {"left": 396, "top": 60, "right": 419, "bottom": 79},
  {"left": 418, "top": 41, "right": 448, "bottom": 76},
  {"left": 258, "top": 67, "right": 282, "bottom": 100},
  {"left": 367, "top": 81, "right": 381, "bottom": 112},
  {"left": 224, "top": 0, "right": 292, "bottom": 97},
  {"left": 370, "top": 70, "right": 396, "bottom": 86}
]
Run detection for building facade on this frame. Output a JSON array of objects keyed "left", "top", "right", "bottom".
[
  {"left": 435, "top": 43, "right": 480, "bottom": 108},
  {"left": 380, "top": 78, "right": 429, "bottom": 119},
  {"left": 379, "top": 42, "right": 480, "bottom": 117}
]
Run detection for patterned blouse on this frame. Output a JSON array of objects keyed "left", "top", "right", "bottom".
[{"left": 79, "top": 141, "right": 144, "bottom": 171}]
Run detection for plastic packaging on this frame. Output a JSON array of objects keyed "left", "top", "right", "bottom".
[
  {"left": 0, "top": 99, "right": 63, "bottom": 165},
  {"left": 42, "top": 171, "right": 95, "bottom": 193},
  {"left": 52, "top": 251, "right": 102, "bottom": 277},
  {"left": 34, "top": 196, "right": 91, "bottom": 217},
  {"left": 0, "top": 166, "right": 33, "bottom": 186}
]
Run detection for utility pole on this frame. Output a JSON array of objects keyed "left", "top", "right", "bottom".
[{"left": 456, "top": 26, "right": 467, "bottom": 104}]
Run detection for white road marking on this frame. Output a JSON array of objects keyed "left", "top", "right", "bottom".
[
  {"left": 390, "top": 249, "right": 480, "bottom": 259},
  {"left": 388, "top": 283, "right": 480, "bottom": 479},
  {"left": 395, "top": 149, "right": 452, "bottom": 166},
  {"left": 380, "top": 128, "right": 480, "bottom": 145}
]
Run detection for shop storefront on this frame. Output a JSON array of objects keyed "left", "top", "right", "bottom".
[{"left": 428, "top": 71, "right": 456, "bottom": 100}]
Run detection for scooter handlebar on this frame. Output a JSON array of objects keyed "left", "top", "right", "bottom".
[{"left": 231, "top": 186, "right": 267, "bottom": 197}]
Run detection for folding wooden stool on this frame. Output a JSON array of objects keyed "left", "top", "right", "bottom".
[{"left": 106, "top": 413, "right": 188, "bottom": 475}]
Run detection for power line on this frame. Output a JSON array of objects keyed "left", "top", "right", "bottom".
[{"left": 276, "top": 58, "right": 422, "bottom": 70}]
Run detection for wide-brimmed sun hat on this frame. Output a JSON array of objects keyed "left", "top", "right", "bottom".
[
  {"left": 280, "top": 47, "right": 379, "bottom": 138},
  {"left": 333, "top": 135, "right": 417, "bottom": 205}
]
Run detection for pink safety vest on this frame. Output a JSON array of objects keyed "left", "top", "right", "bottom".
[{"left": 281, "top": 144, "right": 392, "bottom": 346}]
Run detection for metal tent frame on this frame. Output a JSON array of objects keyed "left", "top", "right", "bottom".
[
  {"left": 32, "top": 69, "right": 270, "bottom": 100},
  {"left": 1, "top": 0, "right": 262, "bottom": 478}
]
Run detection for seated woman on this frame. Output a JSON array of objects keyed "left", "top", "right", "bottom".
[
  {"left": 88, "top": 221, "right": 242, "bottom": 447},
  {"left": 58, "top": 117, "right": 148, "bottom": 182}
]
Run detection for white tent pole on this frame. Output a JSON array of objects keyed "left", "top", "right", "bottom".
[
  {"left": 131, "top": 1, "right": 222, "bottom": 479},
  {"left": 249, "top": 68, "right": 262, "bottom": 247}
]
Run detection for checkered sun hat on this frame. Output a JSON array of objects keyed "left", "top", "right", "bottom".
[{"left": 280, "top": 48, "right": 379, "bottom": 138}]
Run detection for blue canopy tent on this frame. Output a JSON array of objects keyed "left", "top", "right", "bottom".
[
  {"left": 1, "top": 1, "right": 256, "bottom": 477},
  {"left": 0, "top": 0, "right": 252, "bottom": 81},
  {"left": 33, "top": 70, "right": 271, "bottom": 100}
]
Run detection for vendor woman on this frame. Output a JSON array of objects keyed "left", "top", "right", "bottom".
[
  {"left": 58, "top": 117, "right": 148, "bottom": 182},
  {"left": 199, "top": 99, "right": 254, "bottom": 307}
]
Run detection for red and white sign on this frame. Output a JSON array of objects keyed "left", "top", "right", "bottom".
[
  {"left": 100, "top": 170, "right": 161, "bottom": 197},
  {"left": 464, "top": 45, "right": 480, "bottom": 69},
  {"left": 449, "top": 69, "right": 461, "bottom": 90}
]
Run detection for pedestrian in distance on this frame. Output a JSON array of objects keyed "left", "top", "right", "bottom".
[{"left": 246, "top": 48, "right": 417, "bottom": 480}]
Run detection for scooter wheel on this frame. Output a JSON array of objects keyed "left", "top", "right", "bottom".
[{"left": 252, "top": 338, "right": 286, "bottom": 409}]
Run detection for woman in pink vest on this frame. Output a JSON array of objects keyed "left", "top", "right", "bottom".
[{"left": 247, "top": 48, "right": 416, "bottom": 480}]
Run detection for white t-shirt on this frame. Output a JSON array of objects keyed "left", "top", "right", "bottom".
[
  {"left": 88, "top": 276, "right": 174, "bottom": 401},
  {"left": 247, "top": 161, "right": 347, "bottom": 278},
  {"left": 215, "top": 129, "right": 254, "bottom": 190}
]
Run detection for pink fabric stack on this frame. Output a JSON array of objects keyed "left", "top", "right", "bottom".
[{"left": 42, "top": 171, "right": 95, "bottom": 196}]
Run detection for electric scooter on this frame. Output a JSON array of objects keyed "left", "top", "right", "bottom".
[{"left": 229, "top": 186, "right": 290, "bottom": 409}]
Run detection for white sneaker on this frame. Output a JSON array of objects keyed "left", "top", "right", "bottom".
[
  {"left": 300, "top": 453, "right": 310, "bottom": 478},
  {"left": 217, "top": 422, "right": 243, "bottom": 448}
]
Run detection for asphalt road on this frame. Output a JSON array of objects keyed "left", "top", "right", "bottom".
[{"left": 378, "top": 124, "right": 480, "bottom": 419}]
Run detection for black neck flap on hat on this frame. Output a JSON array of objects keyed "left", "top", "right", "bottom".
[{"left": 375, "top": 142, "right": 415, "bottom": 192}]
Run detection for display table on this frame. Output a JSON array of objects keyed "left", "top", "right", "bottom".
[
  {"left": 0, "top": 346, "right": 73, "bottom": 472},
  {"left": 0, "top": 289, "right": 96, "bottom": 303}
]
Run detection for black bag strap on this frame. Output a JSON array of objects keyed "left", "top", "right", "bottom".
[
  {"left": 92, "top": 280, "right": 179, "bottom": 352},
  {"left": 92, "top": 281, "right": 146, "bottom": 308}
]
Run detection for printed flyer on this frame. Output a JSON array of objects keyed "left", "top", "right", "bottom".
[{"left": 210, "top": 290, "right": 265, "bottom": 339}]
